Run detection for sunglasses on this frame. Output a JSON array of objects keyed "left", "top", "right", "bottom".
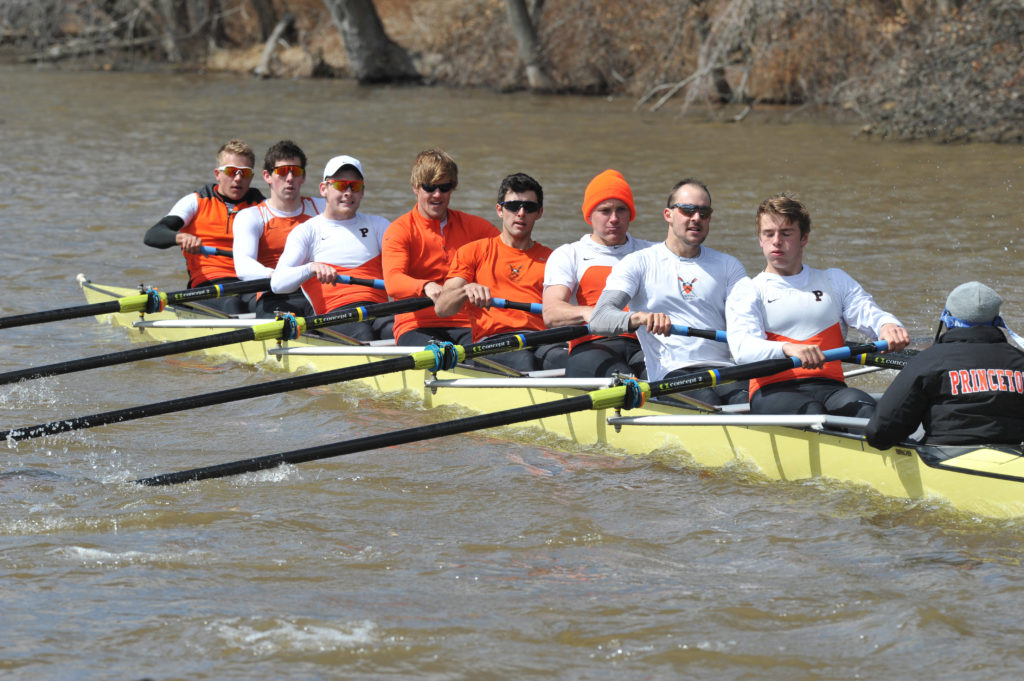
[
  {"left": 672, "top": 203, "right": 713, "bottom": 219},
  {"left": 216, "top": 165, "right": 254, "bottom": 179},
  {"left": 421, "top": 182, "right": 454, "bottom": 193},
  {"left": 500, "top": 200, "right": 541, "bottom": 214},
  {"left": 271, "top": 165, "right": 306, "bottom": 177},
  {"left": 326, "top": 179, "right": 365, "bottom": 192}
]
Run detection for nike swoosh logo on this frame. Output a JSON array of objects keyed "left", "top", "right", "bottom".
[{"left": 766, "top": 298, "right": 779, "bottom": 303}]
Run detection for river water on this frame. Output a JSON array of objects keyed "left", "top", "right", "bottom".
[{"left": 1, "top": 65, "right": 1023, "bottom": 680}]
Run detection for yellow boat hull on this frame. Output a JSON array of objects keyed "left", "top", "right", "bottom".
[{"left": 79, "top": 275, "right": 1024, "bottom": 518}]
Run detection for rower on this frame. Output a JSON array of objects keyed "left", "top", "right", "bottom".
[
  {"left": 866, "top": 282, "right": 1024, "bottom": 449},
  {"left": 270, "top": 154, "right": 392, "bottom": 341},
  {"left": 381, "top": 148, "right": 496, "bottom": 346},
  {"left": 725, "top": 193, "right": 909, "bottom": 417},
  {"left": 143, "top": 139, "right": 265, "bottom": 314},
  {"left": 542, "top": 169, "right": 655, "bottom": 377},
  {"left": 589, "top": 178, "right": 748, "bottom": 404},
  {"left": 434, "top": 172, "right": 567, "bottom": 372},
  {"left": 232, "top": 140, "right": 322, "bottom": 317}
]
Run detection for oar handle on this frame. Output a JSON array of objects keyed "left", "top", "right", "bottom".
[
  {"left": 649, "top": 341, "right": 888, "bottom": 399},
  {"left": 304, "top": 297, "right": 432, "bottom": 330},
  {"left": 490, "top": 298, "right": 542, "bottom": 314},
  {"left": 333, "top": 275, "right": 386, "bottom": 290},
  {"left": 199, "top": 246, "right": 233, "bottom": 257},
  {"left": 164, "top": 278, "right": 271, "bottom": 305},
  {"left": 669, "top": 324, "right": 727, "bottom": 342}
]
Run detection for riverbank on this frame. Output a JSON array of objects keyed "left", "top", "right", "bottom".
[{"left": 3, "top": 0, "right": 1022, "bottom": 143}]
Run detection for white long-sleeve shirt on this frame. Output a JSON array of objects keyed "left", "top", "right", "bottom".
[{"left": 726, "top": 265, "right": 901, "bottom": 363}]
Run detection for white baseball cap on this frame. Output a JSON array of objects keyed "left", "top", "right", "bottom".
[{"left": 322, "top": 155, "right": 364, "bottom": 181}]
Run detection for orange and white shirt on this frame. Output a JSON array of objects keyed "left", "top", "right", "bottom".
[
  {"left": 726, "top": 266, "right": 901, "bottom": 394},
  {"left": 270, "top": 211, "right": 390, "bottom": 314},
  {"left": 232, "top": 197, "right": 324, "bottom": 280},
  {"left": 167, "top": 185, "right": 264, "bottom": 287},
  {"left": 446, "top": 235, "right": 552, "bottom": 342},
  {"left": 542, "top": 233, "right": 655, "bottom": 350}
]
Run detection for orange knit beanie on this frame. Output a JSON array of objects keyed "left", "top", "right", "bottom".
[{"left": 581, "top": 169, "right": 635, "bottom": 224}]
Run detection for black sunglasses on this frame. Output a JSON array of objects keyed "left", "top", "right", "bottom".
[
  {"left": 671, "top": 203, "right": 713, "bottom": 219},
  {"left": 421, "top": 182, "right": 454, "bottom": 193},
  {"left": 499, "top": 200, "right": 541, "bottom": 214}
]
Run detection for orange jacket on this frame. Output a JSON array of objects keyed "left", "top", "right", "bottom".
[{"left": 382, "top": 207, "right": 496, "bottom": 340}]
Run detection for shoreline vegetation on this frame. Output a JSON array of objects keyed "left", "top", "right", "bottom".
[{"left": 2, "top": 0, "right": 1022, "bottom": 143}]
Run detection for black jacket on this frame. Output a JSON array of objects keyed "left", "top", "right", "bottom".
[{"left": 865, "top": 326, "right": 1024, "bottom": 449}]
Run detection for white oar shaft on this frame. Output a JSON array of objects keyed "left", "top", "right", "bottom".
[
  {"left": 425, "top": 377, "right": 614, "bottom": 389},
  {"left": 269, "top": 346, "right": 426, "bottom": 357},
  {"left": 135, "top": 319, "right": 265, "bottom": 328},
  {"left": 606, "top": 414, "right": 869, "bottom": 429}
]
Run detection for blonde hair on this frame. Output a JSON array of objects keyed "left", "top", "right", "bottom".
[
  {"left": 410, "top": 148, "right": 458, "bottom": 190},
  {"left": 216, "top": 139, "right": 256, "bottom": 167}
]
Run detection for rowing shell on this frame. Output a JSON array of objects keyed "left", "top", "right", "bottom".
[{"left": 77, "top": 274, "right": 1024, "bottom": 518}]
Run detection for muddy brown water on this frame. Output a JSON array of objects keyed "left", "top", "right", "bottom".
[{"left": 1, "top": 66, "right": 1023, "bottom": 680}]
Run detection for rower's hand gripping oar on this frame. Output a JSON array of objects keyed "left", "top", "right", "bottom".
[
  {"left": 1, "top": 325, "right": 590, "bottom": 442},
  {"left": 0, "top": 297, "right": 433, "bottom": 386},
  {"left": 135, "top": 341, "right": 887, "bottom": 486},
  {"left": 0, "top": 277, "right": 271, "bottom": 331}
]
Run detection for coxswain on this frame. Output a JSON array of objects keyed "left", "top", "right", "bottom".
[{"left": 866, "top": 281, "right": 1024, "bottom": 448}]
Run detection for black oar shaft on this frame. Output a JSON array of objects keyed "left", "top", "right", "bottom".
[
  {"left": 163, "top": 278, "right": 271, "bottom": 305},
  {"left": 845, "top": 352, "right": 914, "bottom": 371},
  {"left": 3, "top": 325, "right": 589, "bottom": 441},
  {"left": 0, "top": 327, "right": 259, "bottom": 386},
  {"left": 647, "top": 341, "right": 888, "bottom": 398},
  {"left": 137, "top": 394, "right": 598, "bottom": 486},
  {"left": 2, "top": 355, "right": 419, "bottom": 441},
  {"left": 0, "top": 279, "right": 271, "bottom": 330},
  {"left": 0, "top": 297, "right": 431, "bottom": 386},
  {"left": 0, "top": 299, "right": 123, "bottom": 329}
]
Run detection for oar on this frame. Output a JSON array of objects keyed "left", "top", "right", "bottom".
[
  {"left": 0, "top": 298, "right": 432, "bottom": 386},
  {"left": 301, "top": 273, "right": 544, "bottom": 319},
  {"left": 199, "top": 246, "right": 233, "bottom": 257},
  {"left": 0, "top": 326, "right": 590, "bottom": 442},
  {"left": 318, "top": 275, "right": 545, "bottom": 317},
  {"left": 846, "top": 348, "right": 917, "bottom": 371},
  {"left": 490, "top": 298, "right": 541, "bottom": 314},
  {"left": 0, "top": 278, "right": 271, "bottom": 331},
  {"left": 669, "top": 324, "right": 726, "bottom": 342},
  {"left": 135, "top": 341, "right": 886, "bottom": 486}
]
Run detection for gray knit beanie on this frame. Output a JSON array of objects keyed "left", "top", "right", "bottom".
[{"left": 944, "top": 282, "right": 1002, "bottom": 324}]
